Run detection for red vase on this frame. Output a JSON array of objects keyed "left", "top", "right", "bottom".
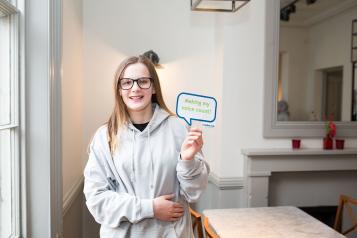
[
  {"left": 335, "top": 139, "right": 345, "bottom": 150},
  {"left": 323, "top": 136, "right": 333, "bottom": 150},
  {"left": 292, "top": 139, "right": 301, "bottom": 149}
]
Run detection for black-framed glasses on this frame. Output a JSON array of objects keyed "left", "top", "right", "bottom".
[{"left": 119, "top": 77, "right": 152, "bottom": 90}]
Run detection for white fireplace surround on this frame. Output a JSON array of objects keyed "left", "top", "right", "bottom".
[{"left": 242, "top": 148, "right": 357, "bottom": 207}]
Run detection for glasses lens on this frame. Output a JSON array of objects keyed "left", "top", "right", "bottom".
[
  {"left": 138, "top": 78, "right": 151, "bottom": 89},
  {"left": 120, "top": 78, "right": 133, "bottom": 89}
]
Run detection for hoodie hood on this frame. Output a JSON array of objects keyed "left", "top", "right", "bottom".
[{"left": 127, "top": 103, "right": 171, "bottom": 135}]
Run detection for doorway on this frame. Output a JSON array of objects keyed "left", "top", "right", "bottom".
[{"left": 321, "top": 67, "right": 343, "bottom": 121}]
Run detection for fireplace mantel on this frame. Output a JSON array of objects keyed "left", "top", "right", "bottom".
[{"left": 242, "top": 148, "right": 357, "bottom": 207}]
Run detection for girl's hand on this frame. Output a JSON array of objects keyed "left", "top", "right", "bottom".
[
  {"left": 180, "top": 127, "right": 203, "bottom": 161},
  {"left": 153, "top": 194, "right": 184, "bottom": 222}
]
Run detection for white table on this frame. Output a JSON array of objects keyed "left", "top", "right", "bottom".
[{"left": 203, "top": 206, "right": 345, "bottom": 238}]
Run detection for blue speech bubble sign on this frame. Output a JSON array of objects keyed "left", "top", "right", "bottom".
[{"left": 176, "top": 92, "right": 217, "bottom": 126}]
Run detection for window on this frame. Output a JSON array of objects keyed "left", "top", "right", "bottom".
[{"left": 0, "top": 0, "right": 21, "bottom": 237}]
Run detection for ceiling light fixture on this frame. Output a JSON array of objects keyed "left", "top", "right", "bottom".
[
  {"left": 306, "top": 0, "right": 317, "bottom": 5},
  {"left": 191, "top": 0, "right": 250, "bottom": 13},
  {"left": 142, "top": 50, "right": 162, "bottom": 68},
  {"left": 280, "top": 2, "right": 297, "bottom": 22},
  {"left": 280, "top": 0, "right": 317, "bottom": 22}
]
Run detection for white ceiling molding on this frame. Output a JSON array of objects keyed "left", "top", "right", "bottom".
[{"left": 303, "top": 0, "right": 357, "bottom": 26}]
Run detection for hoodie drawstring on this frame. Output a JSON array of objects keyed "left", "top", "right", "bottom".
[
  {"left": 147, "top": 125, "right": 154, "bottom": 189},
  {"left": 130, "top": 129, "right": 135, "bottom": 183}
]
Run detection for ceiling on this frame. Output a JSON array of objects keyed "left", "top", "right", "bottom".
[{"left": 280, "top": 0, "right": 357, "bottom": 26}]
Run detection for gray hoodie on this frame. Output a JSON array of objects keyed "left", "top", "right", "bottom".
[{"left": 83, "top": 104, "right": 210, "bottom": 238}]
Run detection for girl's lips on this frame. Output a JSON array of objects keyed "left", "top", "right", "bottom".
[{"left": 129, "top": 96, "right": 144, "bottom": 102}]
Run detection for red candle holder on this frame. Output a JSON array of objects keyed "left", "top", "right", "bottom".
[
  {"left": 292, "top": 139, "right": 301, "bottom": 149},
  {"left": 323, "top": 136, "right": 333, "bottom": 150},
  {"left": 335, "top": 139, "right": 345, "bottom": 150}
]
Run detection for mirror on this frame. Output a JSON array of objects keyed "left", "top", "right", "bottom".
[
  {"left": 278, "top": 0, "right": 357, "bottom": 122},
  {"left": 263, "top": 0, "right": 357, "bottom": 137},
  {"left": 352, "top": 19, "right": 357, "bottom": 121}
]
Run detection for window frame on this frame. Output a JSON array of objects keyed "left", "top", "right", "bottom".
[
  {"left": 0, "top": 0, "right": 22, "bottom": 237},
  {"left": 2, "top": 0, "right": 64, "bottom": 236}
]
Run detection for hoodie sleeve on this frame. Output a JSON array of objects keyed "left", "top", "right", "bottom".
[
  {"left": 83, "top": 130, "right": 154, "bottom": 228},
  {"left": 175, "top": 122, "right": 210, "bottom": 203}
]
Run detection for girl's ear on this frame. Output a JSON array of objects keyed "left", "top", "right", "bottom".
[{"left": 152, "top": 87, "right": 156, "bottom": 94}]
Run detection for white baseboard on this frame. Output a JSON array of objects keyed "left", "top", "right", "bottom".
[
  {"left": 208, "top": 172, "right": 244, "bottom": 190},
  {"left": 63, "top": 176, "right": 84, "bottom": 217}
]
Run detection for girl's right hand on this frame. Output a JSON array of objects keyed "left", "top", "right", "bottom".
[{"left": 153, "top": 194, "right": 184, "bottom": 222}]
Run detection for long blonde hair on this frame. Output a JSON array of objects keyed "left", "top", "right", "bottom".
[{"left": 107, "top": 55, "right": 173, "bottom": 153}]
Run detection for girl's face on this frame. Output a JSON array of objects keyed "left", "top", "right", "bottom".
[{"left": 119, "top": 63, "right": 155, "bottom": 114}]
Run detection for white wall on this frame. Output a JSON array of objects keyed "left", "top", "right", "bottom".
[
  {"left": 62, "top": 0, "right": 84, "bottom": 198},
  {"left": 81, "top": 0, "right": 277, "bottom": 182},
  {"left": 66, "top": 1, "right": 357, "bottom": 236},
  {"left": 62, "top": 0, "right": 84, "bottom": 236},
  {"left": 82, "top": 0, "right": 223, "bottom": 172},
  {"left": 81, "top": 0, "right": 357, "bottom": 186},
  {"left": 76, "top": 0, "right": 357, "bottom": 234}
]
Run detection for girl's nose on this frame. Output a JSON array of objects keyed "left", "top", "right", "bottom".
[{"left": 131, "top": 81, "right": 140, "bottom": 91}]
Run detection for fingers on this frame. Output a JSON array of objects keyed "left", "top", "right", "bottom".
[
  {"left": 173, "top": 202, "right": 184, "bottom": 209},
  {"left": 188, "top": 131, "right": 202, "bottom": 136},
  {"left": 154, "top": 195, "right": 187, "bottom": 222},
  {"left": 188, "top": 132, "right": 202, "bottom": 142},
  {"left": 171, "top": 212, "right": 184, "bottom": 218},
  {"left": 184, "top": 128, "right": 204, "bottom": 147},
  {"left": 186, "top": 135, "right": 203, "bottom": 147},
  {"left": 187, "top": 130, "right": 203, "bottom": 142},
  {"left": 171, "top": 202, "right": 184, "bottom": 220},
  {"left": 187, "top": 135, "right": 200, "bottom": 140},
  {"left": 170, "top": 210, "right": 184, "bottom": 221},
  {"left": 189, "top": 127, "right": 202, "bottom": 133},
  {"left": 171, "top": 207, "right": 184, "bottom": 215},
  {"left": 173, "top": 207, "right": 184, "bottom": 213}
]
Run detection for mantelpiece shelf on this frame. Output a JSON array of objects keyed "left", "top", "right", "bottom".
[
  {"left": 242, "top": 148, "right": 357, "bottom": 156},
  {"left": 242, "top": 148, "right": 357, "bottom": 207}
]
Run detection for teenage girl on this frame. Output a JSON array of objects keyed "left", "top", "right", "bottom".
[{"left": 84, "top": 55, "right": 210, "bottom": 238}]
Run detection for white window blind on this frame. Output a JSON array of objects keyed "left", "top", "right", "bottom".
[
  {"left": 0, "top": 0, "right": 20, "bottom": 237},
  {"left": 0, "top": 14, "right": 10, "bottom": 126}
]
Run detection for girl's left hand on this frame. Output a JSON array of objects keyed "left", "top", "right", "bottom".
[{"left": 180, "top": 127, "right": 203, "bottom": 160}]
